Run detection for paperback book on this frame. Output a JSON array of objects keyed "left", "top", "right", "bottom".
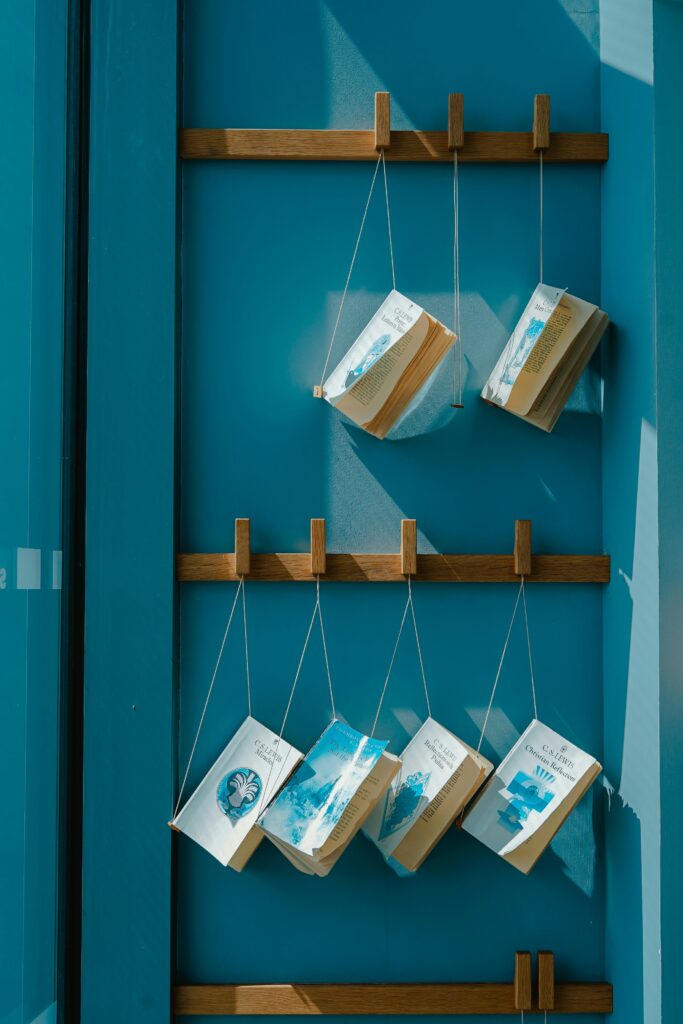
[
  {"left": 481, "top": 283, "right": 608, "bottom": 432},
  {"left": 258, "top": 719, "right": 401, "bottom": 875},
  {"left": 462, "top": 719, "right": 602, "bottom": 874},
  {"left": 363, "top": 717, "right": 493, "bottom": 875},
  {"left": 321, "top": 290, "right": 456, "bottom": 439},
  {"left": 170, "top": 716, "right": 303, "bottom": 871}
]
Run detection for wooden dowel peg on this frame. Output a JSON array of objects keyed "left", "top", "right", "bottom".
[
  {"left": 374, "top": 92, "right": 391, "bottom": 150},
  {"left": 514, "top": 951, "right": 532, "bottom": 1011},
  {"left": 310, "top": 519, "right": 326, "bottom": 576},
  {"left": 538, "top": 950, "right": 555, "bottom": 1010},
  {"left": 234, "top": 518, "right": 251, "bottom": 576},
  {"left": 401, "top": 519, "right": 417, "bottom": 576},
  {"left": 514, "top": 519, "right": 532, "bottom": 576},
  {"left": 533, "top": 94, "right": 551, "bottom": 151},
  {"left": 448, "top": 93, "right": 464, "bottom": 151}
]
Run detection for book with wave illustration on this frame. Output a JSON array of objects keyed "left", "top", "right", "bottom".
[
  {"left": 481, "top": 283, "right": 608, "bottom": 432},
  {"left": 257, "top": 719, "right": 401, "bottom": 876},
  {"left": 462, "top": 719, "right": 602, "bottom": 874},
  {"left": 170, "top": 717, "right": 303, "bottom": 871},
  {"left": 362, "top": 717, "right": 493, "bottom": 875},
  {"left": 321, "top": 290, "right": 455, "bottom": 439}
]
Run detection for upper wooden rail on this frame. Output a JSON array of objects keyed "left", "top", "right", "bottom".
[{"left": 180, "top": 128, "right": 608, "bottom": 163}]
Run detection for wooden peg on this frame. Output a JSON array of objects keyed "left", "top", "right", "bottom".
[
  {"left": 514, "top": 951, "right": 532, "bottom": 1011},
  {"left": 514, "top": 519, "right": 532, "bottom": 576},
  {"left": 401, "top": 519, "right": 417, "bottom": 576},
  {"left": 310, "top": 519, "right": 326, "bottom": 576},
  {"left": 533, "top": 94, "right": 550, "bottom": 151},
  {"left": 448, "top": 93, "right": 464, "bottom": 151},
  {"left": 374, "top": 92, "right": 391, "bottom": 150},
  {"left": 538, "top": 950, "right": 555, "bottom": 1011},
  {"left": 234, "top": 518, "right": 251, "bottom": 576}
]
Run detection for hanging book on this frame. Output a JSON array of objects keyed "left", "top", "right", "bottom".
[
  {"left": 363, "top": 717, "right": 493, "bottom": 875},
  {"left": 171, "top": 716, "right": 303, "bottom": 871},
  {"left": 321, "top": 290, "right": 456, "bottom": 439},
  {"left": 462, "top": 719, "right": 601, "bottom": 874},
  {"left": 481, "top": 283, "right": 608, "bottom": 432},
  {"left": 258, "top": 719, "right": 401, "bottom": 875}
]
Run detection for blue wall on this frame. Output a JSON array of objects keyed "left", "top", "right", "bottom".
[{"left": 178, "top": 3, "right": 606, "bottom": 1022}]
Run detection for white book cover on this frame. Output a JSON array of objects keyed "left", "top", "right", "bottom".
[
  {"left": 462, "top": 719, "right": 599, "bottom": 857},
  {"left": 323, "top": 290, "right": 425, "bottom": 404},
  {"left": 482, "top": 284, "right": 565, "bottom": 408},
  {"left": 172, "top": 716, "right": 302, "bottom": 868},
  {"left": 258, "top": 719, "right": 389, "bottom": 858},
  {"left": 362, "top": 717, "right": 469, "bottom": 859}
]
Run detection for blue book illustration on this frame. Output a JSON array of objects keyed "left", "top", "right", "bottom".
[{"left": 258, "top": 719, "right": 400, "bottom": 874}]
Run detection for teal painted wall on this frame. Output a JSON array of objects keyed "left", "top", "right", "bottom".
[{"left": 178, "top": 4, "right": 606, "bottom": 1023}]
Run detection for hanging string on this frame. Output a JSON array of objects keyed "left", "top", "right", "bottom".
[
  {"left": 242, "top": 577, "right": 252, "bottom": 718},
  {"left": 173, "top": 578, "right": 245, "bottom": 818},
  {"left": 452, "top": 145, "right": 463, "bottom": 407},
  {"left": 256, "top": 580, "right": 337, "bottom": 814},
  {"left": 475, "top": 578, "right": 539, "bottom": 754},
  {"left": 539, "top": 149, "right": 544, "bottom": 283},
  {"left": 371, "top": 576, "right": 431, "bottom": 737},
  {"left": 318, "top": 151, "right": 396, "bottom": 390}
]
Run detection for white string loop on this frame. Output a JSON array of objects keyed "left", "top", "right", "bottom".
[
  {"left": 371, "top": 577, "right": 431, "bottom": 737},
  {"left": 476, "top": 578, "right": 538, "bottom": 754},
  {"left": 319, "top": 151, "right": 396, "bottom": 389},
  {"left": 452, "top": 146, "right": 463, "bottom": 406},
  {"left": 242, "top": 577, "right": 252, "bottom": 718},
  {"left": 539, "top": 149, "right": 544, "bottom": 283},
  {"left": 174, "top": 578, "right": 247, "bottom": 817}
]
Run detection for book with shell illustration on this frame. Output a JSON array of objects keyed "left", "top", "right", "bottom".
[
  {"left": 462, "top": 719, "right": 602, "bottom": 874},
  {"left": 481, "top": 283, "right": 608, "bottom": 432},
  {"left": 362, "top": 717, "right": 493, "bottom": 875},
  {"left": 320, "top": 290, "right": 456, "bottom": 439},
  {"left": 257, "top": 719, "right": 401, "bottom": 876},
  {"left": 170, "top": 717, "right": 303, "bottom": 871}
]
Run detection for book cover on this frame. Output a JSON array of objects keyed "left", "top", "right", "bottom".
[
  {"left": 322, "top": 290, "right": 455, "bottom": 439},
  {"left": 462, "top": 719, "right": 601, "bottom": 872},
  {"left": 363, "top": 718, "right": 492, "bottom": 873},
  {"left": 171, "top": 716, "right": 303, "bottom": 870},
  {"left": 258, "top": 719, "right": 389, "bottom": 858}
]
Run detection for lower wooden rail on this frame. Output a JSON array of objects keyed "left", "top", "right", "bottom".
[{"left": 173, "top": 981, "right": 613, "bottom": 1016}]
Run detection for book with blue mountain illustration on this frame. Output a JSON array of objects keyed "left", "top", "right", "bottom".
[
  {"left": 321, "top": 290, "right": 455, "bottom": 439},
  {"left": 481, "top": 283, "right": 608, "bottom": 432},
  {"left": 462, "top": 719, "right": 602, "bottom": 874},
  {"left": 362, "top": 718, "right": 493, "bottom": 875},
  {"left": 170, "top": 717, "right": 303, "bottom": 871},
  {"left": 258, "top": 719, "right": 401, "bottom": 875}
]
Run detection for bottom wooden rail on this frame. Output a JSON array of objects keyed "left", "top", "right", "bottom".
[{"left": 174, "top": 982, "right": 613, "bottom": 1016}]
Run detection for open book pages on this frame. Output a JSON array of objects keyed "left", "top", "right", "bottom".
[
  {"left": 322, "top": 290, "right": 456, "bottom": 439},
  {"left": 258, "top": 719, "right": 401, "bottom": 876},
  {"left": 170, "top": 716, "right": 303, "bottom": 872},
  {"left": 462, "top": 719, "right": 602, "bottom": 874},
  {"left": 481, "top": 283, "right": 608, "bottom": 432},
  {"left": 362, "top": 718, "right": 493, "bottom": 874}
]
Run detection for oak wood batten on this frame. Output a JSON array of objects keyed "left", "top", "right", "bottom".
[
  {"left": 173, "top": 982, "right": 613, "bottom": 1016},
  {"left": 176, "top": 552, "right": 610, "bottom": 584},
  {"left": 180, "top": 128, "right": 608, "bottom": 163}
]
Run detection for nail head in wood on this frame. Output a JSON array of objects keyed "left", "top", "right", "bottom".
[
  {"left": 533, "top": 94, "right": 550, "bottom": 151},
  {"left": 538, "top": 950, "right": 555, "bottom": 1010},
  {"left": 514, "top": 951, "right": 532, "bottom": 1011},
  {"left": 234, "top": 518, "right": 251, "bottom": 576},
  {"left": 448, "top": 93, "right": 464, "bottom": 151},
  {"left": 401, "top": 519, "right": 417, "bottom": 576},
  {"left": 374, "top": 92, "right": 391, "bottom": 150},
  {"left": 514, "top": 519, "right": 532, "bottom": 576},
  {"left": 310, "top": 519, "right": 326, "bottom": 576}
]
